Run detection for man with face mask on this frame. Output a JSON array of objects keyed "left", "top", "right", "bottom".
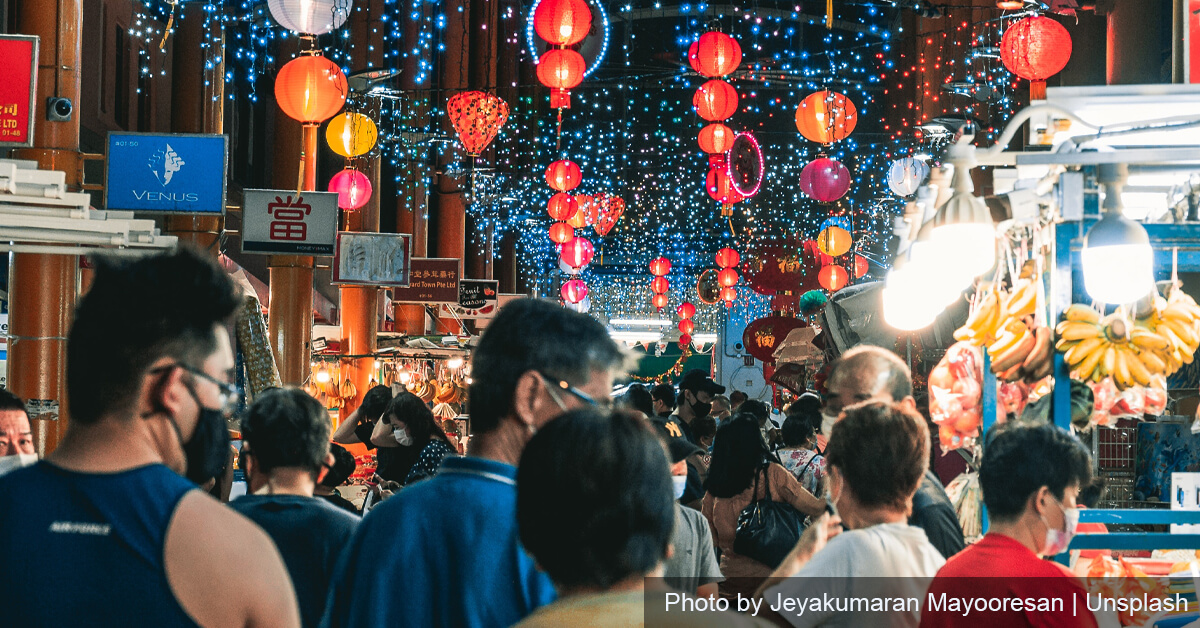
[
  {"left": 673, "top": 369, "right": 725, "bottom": 445},
  {"left": 0, "top": 388, "right": 37, "bottom": 477},
  {"left": 0, "top": 247, "right": 299, "bottom": 628},
  {"left": 822, "top": 345, "right": 965, "bottom": 559},
  {"left": 920, "top": 424, "right": 1097, "bottom": 628}
]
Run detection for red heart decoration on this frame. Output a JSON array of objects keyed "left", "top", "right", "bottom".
[{"left": 593, "top": 193, "right": 626, "bottom": 236}]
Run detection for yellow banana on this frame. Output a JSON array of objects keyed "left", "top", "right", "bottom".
[
  {"left": 1064, "top": 304, "right": 1101, "bottom": 324},
  {"left": 992, "top": 329, "right": 1036, "bottom": 373},
  {"left": 1100, "top": 346, "right": 1116, "bottom": 378},
  {"left": 1112, "top": 347, "right": 1132, "bottom": 390},
  {"left": 1064, "top": 336, "right": 1104, "bottom": 366},
  {"left": 1055, "top": 337, "right": 1077, "bottom": 353},
  {"left": 988, "top": 330, "right": 1023, "bottom": 357},
  {"left": 1057, "top": 321, "right": 1101, "bottom": 342},
  {"left": 1126, "top": 351, "right": 1152, "bottom": 387},
  {"left": 1075, "top": 344, "right": 1105, "bottom": 380},
  {"left": 1139, "top": 349, "right": 1167, "bottom": 374},
  {"left": 1163, "top": 319, "right": 1199, "bottom": 350},
  {"left": 1131, "top": 327, "right": 1171, "bottom": 352},
  {"left": 1162, "top": 303, "right": 1195, "bottom": 323},
  {"left": 1006, "top": 281, "right": 1037, "bottom": 318}
]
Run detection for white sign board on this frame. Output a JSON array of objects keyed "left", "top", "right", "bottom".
[
  {"left": 332, "top": 233, "right": 412, "bottom": 287},
  {"left": 241, "top": 189, "right": 338, "bottom": 256}
]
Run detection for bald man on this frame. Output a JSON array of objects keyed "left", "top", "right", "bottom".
[{"left": 822, "top": 345, "right": 966, "bottom": 559}]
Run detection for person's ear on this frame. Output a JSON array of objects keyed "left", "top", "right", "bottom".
[
  {"left": 316, "top": 452, "right": 335, "bottom": 485},
  {"left": 511, "top": 370, "right": 543, "bottom": 431},
  {"left": 899, "top": 396, "right": 917, "bottom": 412},
  {"left": 665, "top": 543, "right": 676, "bottom": 560},
  {"left": 140, "top": 360, "right": 189, "bottom": 420},
  {"left": 1033, "top": 485, "right": 1053, "bottom": 517}
]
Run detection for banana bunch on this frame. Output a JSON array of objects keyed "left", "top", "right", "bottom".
[
  {"left": 433, "top": 379, "right": 461, "bottom": 405},
  {"left": 1055, "top": 304, "right": 1182, "bottom": 389},
  {"left": 340, "top": 378, "right": 357, "bottom": 400},
  {"left": 986, "top": 319, "right": 1054, "bottom": 382},
  {"left": 407, "top": 379, "right": 438, "bottom": 403},
  {"left": 954, "top": 279, "right": 1038, "bottom": 347},
  {"left": 1135, "top": 292, "right": 1200, "bottom": 375}
]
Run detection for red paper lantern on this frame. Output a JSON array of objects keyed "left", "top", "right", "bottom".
[
  {"left": 547, "top": 193, "right": 578, "bottom": 221},
  {"left": 678, "top": 319, "right": 696, "bottom": 336},
  {"left": 567, "top": 200, "right": 598, "bottom": 228},
  {"left": 649, "top": 257, "right": 671, "bottom": 276},
  {"left": 593, "top": 193, "right": 625, "bottom": 237},
  {"left": 853, "top": 254, "right": 869, "bottom": 278},
  {"left": 328, "top": 168, "right": 372, "bottom": 210},
  {"left": 548, "top": 221, "right": 574, "bottom": 243},
  {"left": 818, "top": 265, "right": 850, "bottom": 291},
  {"left": 275, "top": 54, "right": 348, "bottom": 124},
  {"left": 717, "top": 268, "right": 739, "bottom": 287},
  {"left": 693, "top": 79, "right": 738, "bottom": 122},
  {"left": 651, "top": 276, "right": 670, "bottom": 294},
  {"left": 794, "top": 90, "right": 856, "bottom": 145},
  {"left": 652, "top": 293, "right": 669, "bottom": 310},
  {"left": 698, "top": 123, "right": 735, "bottom": 154},
  {"left": 446, "top": 91, "right": 509, "bottom": 157},
  {"left": 533, "top": 0, "right": 592, "bottom": 46},
  {"left": 706, "top": 167, "right": 737, "bottom": 203},
  {"left": 676, "top": 302, "right": 696, "bottom": 319},
  {"left": 715, "top": 247, "right": 740, "bottom": 269},
  {"left": 1001, "top": 16, "right": 1072, "bottom": 99},
  {"left": 678, "top": 334, "right": 693, "bottom": 348},
  {"left": 536, "top": 49, "right": 586, "bottom": 90},
  {"left": 561, "top": 279, "right": 588, "bottom": 304},
  {"left": 546, "top": 159, "right": 582, "bottom": 191},
  {"left": 559, "top": 236, "right": 594, "bottom": 269},
  {"left": 720, "top": 286, "right": 737, "bottom": 305},
  {"left": 692, "top": 31, "right": 742, "bottom": 78},
  {"left": 799, "top": 157, "right": 852, "bottom": 202}
]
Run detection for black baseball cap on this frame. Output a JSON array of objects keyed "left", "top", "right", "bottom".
[{"left": 679, "top": 369, "right": 725, "bottom": 397}]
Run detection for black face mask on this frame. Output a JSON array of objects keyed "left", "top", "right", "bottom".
[
  {"left": 690, "top": 394, "right": 712, "bottom": 419},
  {"left": 172, "top": 385, "right": 231, "bottom": 485}
]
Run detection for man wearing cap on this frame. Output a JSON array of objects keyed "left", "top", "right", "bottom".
[
  {"left": 674, "top": 369, "right": 725, "bottom": 446},
  {"left": 662, "top": 437, "right": 724, "bottom": 598}
]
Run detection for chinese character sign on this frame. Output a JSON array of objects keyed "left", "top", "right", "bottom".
[
  {"left": 332, "top": 233, "right": 412, "bottom": 287},
  {"left": 0, "top": 36, "right": 37, "bottom": 147},
  {"left": 742, "top": 315, "right": 808, "bottom": 364},
  {"left": 241, "top": 189, "right": 338, "bottom": 256},
  {"left": 393, "top": 258, "right": 460, "bottom": 303}
]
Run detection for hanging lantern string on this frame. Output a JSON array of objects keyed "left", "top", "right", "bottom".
[
  {"left": 159, "top": 0, "right": 178, "bottom": 51},
  {"left": 826, "top": 0, "right": 833, "bottom": 29}
]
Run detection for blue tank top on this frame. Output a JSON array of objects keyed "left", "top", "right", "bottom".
[{"left": 0, "top": 462, "right": 200, "bottom": 627}]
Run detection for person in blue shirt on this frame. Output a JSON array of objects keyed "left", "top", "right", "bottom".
[
  {"left": 321, "top": 297, "right": 630, "bottom": 628},
  {"left": 0, "top": 246, "right": 299, "bottom": 628}
]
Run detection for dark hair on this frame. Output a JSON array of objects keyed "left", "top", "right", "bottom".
[
  {"left": 829, "top": 346, "right": 913, "bottom": 402},
  {"left": 825, "top": 402, "right": 929, "bottom": 511},
  {"left": 651, "top": 383, "right": 676, "bottom": 409},
  {"left": 738, "top": 399, "right": 770, "bottom": 425},
  {"left": 68, "top": 246, "right": 239, "bottom": 424},
  {"left": 705, "top": 416, "right": 771, "bottom": 498},
  {"left": 980, "top": 424, "right": 1092, "bottom": 521},
  {"left": 623, "top": 384, "right": 655, "bottom": 418},
  {"left": 359, "top": 385, "right": 393, "bottom": 422},
  {"left": 240, "top": 388, "right": 330, "bottom": 474},
  {"left": 729, "top": 391, "right": 748, "bottom": 406},
  {"left": 385, "top": 392, "right": 441, "bottom": 446},
  {"left": 1078, "top": 476, "right": 1107, "bottom": 509},
  {"left": 0, "top": 388, "right": 27, "bottom": 419},
  {"left": 517, "top": 408, "right": 673, "bottom": 589},
  {"left": 469, "top": 299, "right": 625, "bottom": 434},
  {"left": 693, "top": 415, "right": 717, "bottom": 442},
  {"left": 322, "top": 443, "right": 357, "bottom": 488},
  {"left": 781, "top": 415, "right": 816, "bottom": 448}
]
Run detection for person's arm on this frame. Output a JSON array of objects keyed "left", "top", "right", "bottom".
[
  {"left": 769, "top": 463, "right": 825, "bottom": 517},
  {"left": 692, "top": 511, "right": 725, "bottom": 596},
  {"left": 371, "top": 415, "right": 398, "bottom": 448},
  {"left": 332, "top": 407, "right": 363, "bottom": 444},
  {"left": 754, "top": 513, "right": 842, "bottom": 596},
  {"left": 697, "top": 582, "right": 719, "bottom": 598}
]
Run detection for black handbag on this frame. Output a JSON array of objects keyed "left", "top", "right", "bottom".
[{"left": 733, "top": 463, "right": 807, "bottom": 568}]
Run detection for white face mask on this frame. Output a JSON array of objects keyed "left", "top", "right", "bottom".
[
  {"left": 0, "top": 452, "right": 38, "bottom": 477},
  {"left": 393, "top": 427, "right": 413, "bottom": 446},
  {"left": 1039, "top": 498, "right": 1080, "bottom": 556},
  {"left": 671, "top": 474, "right": 688, "bottom": 500},
  {"left": 821, "top": 412, "right": 839, "bottom": 438}
]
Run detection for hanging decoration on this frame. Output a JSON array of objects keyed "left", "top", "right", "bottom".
[
  {"left": 561, "top": 279, "right": 589, "bottom": 304},
  {"left": 328, "top": 168, "right": 372, "bottom": 210},
  {"left": 678, "top": 334, "right": 693, "bottom": 349},
  {"left": 799, "top": 290, "right": 828, "bottom": 316},
  {"left": 651, "top": 276, "right": 670, "bottom": 294},
  {"left": 649, "top": 260, "right": 670, "bottom": 311},
  {"left": 275, "top": 55, "right": 347, "bottom": 125},
  {"left": 720, "top": 286, "right": 737, "bottom": 308},
  {"left": 549, "top": 221, "right": 574, "bottom": 243},
  {"left": 678, "top": 319, "right": 696, "bottom": 336},
  {"left": 677, "top": 302, "right": 696, "bottom": 320},
  {"left": 698, "top": 123, "right": 735, "bottom": 157},
  {"left": 816, "top": 225, "right": 853, "bottom": 257},
  {"left": 592, "top": 193, "right": 625, "bottom": 236},
  {"left": 533, "top": 0, "right": 592, "bottom": 45},
  {"left": 853, "top": 254, "right": 870, "bottom": 279},
  {"left": 567, "top": 200, "right": 599, "bottom": 228},
  {"left": 742, "top": 315, "right": 807, "bottom": 363},
  {"left": 326, "top": 112, "right": 377, "bottom": 158},
  {"left": 697, "top": 270, "right": 722, "bottom": 305},
  {"left": 693, "top": 79, "right": 738, "bottom": 122},
  {"left": 716, "top": 247, "right": 740, "bottom": 270},
  {"left": 446, "top": 91, "right": 510, "bottom": 157},
  {"left": 717, "top": 267, "right": 739, "bottom": 287},
  {"left": 691, "top": 31, "right": 742, "bottom": 78},
  {"left": 559, "top": 236, "right": 595, "bottom": 271},
  {"left": 799, "top": 157, "right": 852, "bottom": 202},
  {"left": 795, "top": 90, "right": 857, "bottom": 145},
  {"left": 547, "top": 193, "right": 578, "bottom": 221},
  {"left": 268, "top": 0, "right": 353, "bottom": 36},
  {"left": 1000, "top": 15, "right": 1072, "bottom": 100},
  {"left": 649, "top": 256, "right": 672, "bottom": 276},
  {"left": 886, "top": 157, "right": 929, "bottom": 198},
  {"left": 546, "top": 159, "right": 583, "bottom": 191},
  {"left": 818, "top": 264, "right": 850, "bottom": 292},
  {"left": 537, "top": 49, "right": 587, "bottom": 109},
  {"left": 741, "top": 237, "right": 825, "bottom": 296},
  {"left": 725, "top": 132, "right": 765, "bottom": 199},
  {"left": 526, "top": 0, "right": 609, "bottom": 79}
]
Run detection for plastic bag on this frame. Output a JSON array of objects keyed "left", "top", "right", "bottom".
[
  {"left": 1144, "top": 376, "right": 1167, "bottom": 417},
  {"left": 1089, "top": 377, "right": 1120, "bottom": 427},
  {"left": 998, "top": 381, "right": 1030, "bottom": 421},
  {"left": 1108, "top": 385, "right": 1145, "bottom": 421},
  {"left": 929, "top": 341, "right": 983, "bottom": 451}
]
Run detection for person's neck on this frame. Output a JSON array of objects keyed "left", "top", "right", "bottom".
[
  {"left": 556, "top": 571, "right": 653, "bottom": 598},
  {"left": 254, "top": 468, "right": 317, "bottom": 497},
  {"left": 840, "top": 502, "right": 909, "bottom": 530},
  {"left": 466, "top": 419, "right": 529, "bottom": 467},
  {"left": 678, "top": 405, "right": 694, "bottom": 423},
  {"left": 987, "top": 517, "right": 1043, "bottom": 555},
  {"left": 46, "top": 416, "right": 174, "bottom": 474}
]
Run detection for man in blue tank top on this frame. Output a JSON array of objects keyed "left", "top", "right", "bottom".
[
  {"left": 0, "top": 246, "right": 300, "bottom": 628},
  {"left": 321, "top": 298, "right": 631, "bottom": 628}
]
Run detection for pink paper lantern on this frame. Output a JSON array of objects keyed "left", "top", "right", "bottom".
[
  {"left": 559, "top": 236, "right": 595, "bottom": 270},
  {"left": 329, "top": 168, "right": 372, "bottom": 210},
  {"left": 561, "top": 279, "right": 588, "bottom": 304},
  {"left": 799, "top": 157, "right": 851, "bottom": 203}
]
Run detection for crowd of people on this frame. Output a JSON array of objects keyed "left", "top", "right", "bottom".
[{"left": 0, "top": 246, "right": 1102, "bottom": 628}]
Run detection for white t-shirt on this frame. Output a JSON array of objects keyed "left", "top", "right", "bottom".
[{"left": 762, "top": 523, "right": 945, "bottom": 628}]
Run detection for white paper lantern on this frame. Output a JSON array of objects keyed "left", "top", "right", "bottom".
[
  {"left": 887, "top": 157, "right": 929, "bottom": 197},
  {"left": 268, "top": 0, "right": 353, "bottom": 35}
]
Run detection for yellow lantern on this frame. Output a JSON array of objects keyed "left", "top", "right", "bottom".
[
  {"left": 326, "top": 112, "right": 378, "bottom": 158},
  {"left": 817, "top": 226, "right": 852, "bottom": 257}
]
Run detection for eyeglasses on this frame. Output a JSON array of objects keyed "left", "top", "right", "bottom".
[
  {"left": 537, "top": 372, "right": 613, "bottom": 410},
  {"left": 156, "top": 363, "right": 242, "bottom": 418}
]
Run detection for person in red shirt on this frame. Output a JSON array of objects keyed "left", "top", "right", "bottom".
[{"left": 920, "top": 424, "right": 1097, "bottom": 628}]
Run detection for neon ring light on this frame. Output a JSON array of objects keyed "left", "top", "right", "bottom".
[{"left": 726, "top": 132, "right": 764, "bottom": 198}]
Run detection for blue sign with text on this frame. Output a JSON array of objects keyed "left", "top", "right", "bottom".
[{"left": 105, "top": 132, "right": 227, "bottom": 214}]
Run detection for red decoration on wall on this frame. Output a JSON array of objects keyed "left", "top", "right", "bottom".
[
  {"left": 693, "top": 79, "right": 738, "bottom": 121},
  {"left": 1000, "top": 16, "right": 1072, "bottom": 99}
]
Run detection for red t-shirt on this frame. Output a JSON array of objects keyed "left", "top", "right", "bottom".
[{"left": 919, "top": 534, "right": 1098, "bottom": 628}]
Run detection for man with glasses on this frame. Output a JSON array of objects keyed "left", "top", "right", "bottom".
[
  {"left": 234, "top": 387, "right": 358, "bottom": 628},
  {"left": 324, "top": 298, "right": 630, "bottom": 628},
  {"left": 0, "top": 247, "right": 300, "bottom": 628}
]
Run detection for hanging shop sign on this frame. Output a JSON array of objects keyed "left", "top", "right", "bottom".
[
  {"left": 331, "top": 232, "right": 412, "bottom": 286},
  {"left": 440, "top": 279, "right": 499, "bottom": 320},
  {"left": 393, "top": 258, "right": 460, "bottom": 303},
  {"left": 105, "top": 132, "right": 228, "bottom": 213},
  {"left": 0, "top": 35, "right": 37, "bottom": 147},
  {"left": 742, "top": 315, "right": 808, "bottom": 364},
  {"left": 241, "top": 189, "right": 338, "bottom": 255}
]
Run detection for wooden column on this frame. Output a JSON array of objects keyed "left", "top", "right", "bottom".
[
  {"left": 394, "top": 0, "right": 432, "bottom": 336},
  {"left": 8, "top": 0, "right": 83, "bottom": 455}
]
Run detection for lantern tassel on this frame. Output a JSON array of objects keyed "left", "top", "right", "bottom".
[
  {"left": 728, "top": 216, "right": 737, "bottom": 238},
  {"left": 826, "top": 0, "right": 833, "bottom": 29},
  {"left": 1029, "top": 79, "right": 1047, "bottom": 101},
  {"left": 159, "top": 0, "right": 177, "bottom": 51}
]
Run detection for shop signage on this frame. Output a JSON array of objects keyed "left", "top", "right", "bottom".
[
  {"left": 241, "top": 189, "right": 338, "bottom": 256},
  {"left": 440, "top": 279, "right": 499, "bottom": 320},
  {"left": 0, "top": 35, "right": 37, "bottom": 147},
  {"left": 393, "top": 258, "right": 460, "bottom": 303},
  {"left": 105, "top": 132, "right": 228, "bottom": 213},
  {"left": 332, "top": 232, "right": 412, "bottom": 286},
  {"left": 26, "top": 399, "right": 59, "bottom": 421}
]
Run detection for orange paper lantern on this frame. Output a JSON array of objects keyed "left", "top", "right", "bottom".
[
  {"left": 547, "top": 193, "right": 578, "bottom": 221},
  {"left": 795, "top": 90, "right": 856, "bottom": 145},
  {"left": 698, "top": 123, "right": 735, "bottom": 154},
  {"left": 1000, "top": 16, "right": 1072, "bottom": 99},
  {"left": 537, "top": 49, "right": 586, "bottom": 90},
  {"left": 818, "top": 265, "right": 850, "bottom": 291},
  {"left": 715, "top": 247, "right": 740, "bottom": 269},
  {"left": 649, "top": 257, "right": 672, "bottom": 276},
  {"left": 651, "top": 276, "right": 670, "bottom": 294},
  {"left": 567, "top": 200, "right": 598, "bottom": 228},
  {"left": 548, "top": 221, "right": 574, "bottom": 243},
  {"left": 678, "top": 319, "right": 696, "bottom": 335},
  {"left": 676, "top": 302, "right": 696, "bottom": 319},
  {"left": 533, "top": 0, "right": 592, "bottom": 46},
  {"left": 853, "top": 254, "right": 869, "bottom": 278},
  {"left": 678, "top": 334, "right": 693, "bottom": 348},
  {"left": 653, "top": 293, "right": 669, "bottom": 310},
  {"left": 693, "top": 79, "right": 738, "bottom": 122},
  {"left": 546, "top": 159, "right": 582, "bottom": 191},
  {"left": 275, "top": 54, "right": 348, "bottom": 124},
  {"left": 446, "top": 91, "right": 509, "bottom": 157},
  {"left": 720, "top": 286, "right": 737, "bottom": 304},
  {"left": 717, "top": 268, "right": 739, "bottom": 287},
  {"left": 693, "top": 31, "right": 742, "bottom": 78}
]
